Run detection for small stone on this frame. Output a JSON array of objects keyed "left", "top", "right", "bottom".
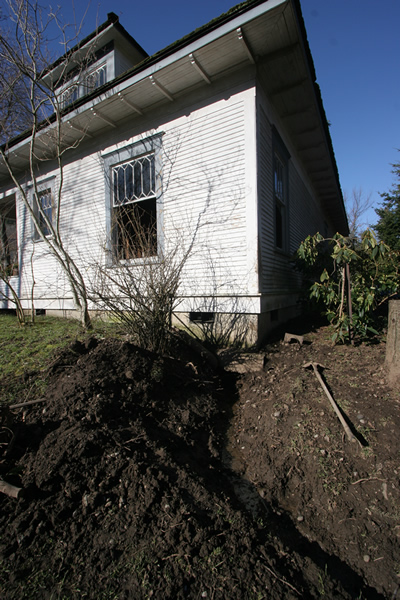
[
  {"left": 273, "top": 411, "right": 281, "bottom": 418},
  {"left": 297, "top": 515, "right": 304, "bottom": 522},
  {"left": 363, "top": 555, "right": 370, "bottom": 563}
]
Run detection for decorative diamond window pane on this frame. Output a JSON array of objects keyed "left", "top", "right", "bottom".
[
  {"left": 98, "top": 67, "right": 106, "bottom": 86},
  {"left": 142, "top": 156, "right": 154, "bottom": 196},
  {"left": 113, "top": 167, "right": 124, "bottom": 205},
  {"left": 274, "top": 156, "right": 284, "bottom": 202},
  {"left": 112, "top": 153, "right": 156, "bottom": 207},
  {"left": 61, "top": 85, "right": 79, "bottom": 108},
  {"left": 113, "top": 170, "right": 119, "bottom": 204},
  {"left": 38, "top": 189, "right": 52, "bottom": 236},
  {"left": 125, "top": 163, "right": 134, "bottom": 200},
  {"left": 85, "top": 65, "right": 107, "bottom": 92},
  {"left": 133, "top": 161, "right": 142, "bottom": 198}
]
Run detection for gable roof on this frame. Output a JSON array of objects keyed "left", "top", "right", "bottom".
[{"left": 0, "top": 0, "right": 348, "bottom": 233}]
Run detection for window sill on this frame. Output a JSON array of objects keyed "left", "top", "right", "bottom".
[{"left": 109, "top": 255, "right": 160, "bottom": 267}]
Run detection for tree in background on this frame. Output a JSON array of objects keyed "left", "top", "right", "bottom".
[
  {"left": 344, "top": 187, "right": 374, "bottom": 237},
  {"left": 374, "top": 157, "right": 400, "bottom": 250}
]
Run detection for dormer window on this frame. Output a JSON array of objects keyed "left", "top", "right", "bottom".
[
  {"left": 84, "top": 64, "right": 107, "bottom": 93},
  {"left": 60, "top": 84, "right": 79, "bottom": 109},
  {"left": 59, "top": 64, "right": 108, "bottom": 109}
]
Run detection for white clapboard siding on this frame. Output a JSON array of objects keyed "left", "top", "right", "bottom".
[
  {"left": 161, "top": 95, "right": 250, "bottom": 297},
  {"left": 12, "top": 86, "right": 254, "bottom": 313},
  {"left": 15, "top": 153, "right": 106, "bottom": 310},
  {"left": 257, "top": 97, "right": 333, "bottom": 296}
]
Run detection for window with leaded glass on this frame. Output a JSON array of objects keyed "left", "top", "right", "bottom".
[
  {"left": 274, "top": 152, "right": 285, "bottom": 250},
  {"left": 111, "top": 153, "right": 157, "bottom": 260},
  {"left": 84, "top": 64, "right": 107, "bottom": 93},
  {"left": 0, "top": 195, "right": 18, "bottom": 276},
  {"left": 272, "top": 127, "right": 290, "bottom": 251},
  {"left": 33, "top": 188, "right": 53, "bottom": 239},
  {"left": 60, "top": 84, "right": 79, "bottom": 109}
]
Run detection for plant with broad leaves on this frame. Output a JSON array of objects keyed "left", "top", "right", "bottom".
[{"left": 296, "top": 229, "right": 400, "bottom": 343}]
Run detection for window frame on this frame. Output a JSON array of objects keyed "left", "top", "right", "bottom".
[
  {"left": 59, "top": 63, "right": 107, "bottom": 109},
  {"left": 60, "top": 84, "right": 79, "bottom": 109},
  {"left": 31, "top": 179, "right": 56, "bottom": 242},
  {"left": 0, "top": 194, "right": 18, "bottom": 276},
  {"left": 272, "top": 128, "right": 290, "bottom": 252},
  {"left": 83, "top": 63, "right": 107, "bottom": 94},
  {"left": 102, "top": 134, "right": 163, "bottom": 265}
]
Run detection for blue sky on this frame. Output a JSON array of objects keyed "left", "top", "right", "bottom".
[{"left": 55, "top": 0, "right": 400, "bottom": 227}]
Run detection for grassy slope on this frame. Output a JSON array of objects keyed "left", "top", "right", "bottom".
[{"left": 0, "top": 314, "right": 111, "bottom": 404}]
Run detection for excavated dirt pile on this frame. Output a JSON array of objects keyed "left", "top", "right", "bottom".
[{"left": 0, "top": 323, "right": 399, "bottom": 599}]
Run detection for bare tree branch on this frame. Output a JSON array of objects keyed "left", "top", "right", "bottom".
[
  {"left": 344, "top": 187, "right": 375, "bottom": 236},
  {"left": 0, "top": 0, "right": 94, "bottom": 328}
]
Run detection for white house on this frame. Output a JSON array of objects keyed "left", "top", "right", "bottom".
[{"left": 0, "top": 0, "right": 348, "bottom": 345}]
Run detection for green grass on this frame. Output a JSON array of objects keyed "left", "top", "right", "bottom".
[{"left": 0, "top": 313, "right": 116, "bottom": 405}]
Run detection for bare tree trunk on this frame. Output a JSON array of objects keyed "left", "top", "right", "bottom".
[
  {"left": 0, "top": 1, "right": 94, "bottom": 331},
  {"left": 345, "top": 263, "right": 354, "bottom": 345},
  {"left": 386, "top": 300, "right": 400, "bottom": 386},
  {"left": 0, "top": 276, "right": 25, "bottom": 325}
]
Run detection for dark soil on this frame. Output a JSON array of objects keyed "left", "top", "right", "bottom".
[{"left": 1, "top": 320, "right": 399, "bottom": 599}]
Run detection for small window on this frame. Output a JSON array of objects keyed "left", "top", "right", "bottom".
[
  {"left": 189, "top": 312, "right": 215, "bottom": 324},
  {"left": 60, "top": 84, "right": 79, "bottom": 109},
  {"left": 84, "top": 64, "right": 107, "bottom": 93},
  {"left": 274, "top": 152, "right": 287, "bottom": 250},
  {"left": 33, "top": 188, "right": 53, "bottom": 240},
  {"left": 0, "top": 195, "right": 18, "bottom": 276},
  {"left": 111, "top": 154, "right": 157, "bottom": 260}
]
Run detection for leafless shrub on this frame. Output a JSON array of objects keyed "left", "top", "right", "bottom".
[{"left": 93, "top": 211, "right": 191, "bottom": 354}]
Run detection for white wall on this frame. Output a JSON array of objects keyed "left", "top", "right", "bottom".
[
  {"left": 256, "top": 83, "right": 333, "bottom": 305},
  {"left": 10, "top": 84, "right": 260, "bottom": 316}
]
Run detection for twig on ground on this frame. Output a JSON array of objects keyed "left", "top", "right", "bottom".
[
  {"left": 351, "top": 477, "right": 386, "bottom": 485},
  {"left": 262, "top": 562, "right": 301, "bottom": 596},
  {"left": 9, "top": 398, "right": 46, "bottom": 410},
  {"left": 303, "top": 362, "right": 361, "bottom": 446}
]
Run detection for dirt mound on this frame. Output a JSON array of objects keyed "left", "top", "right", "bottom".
[{"left": 0, "top": 327, "right": 398, "bottom": 598}]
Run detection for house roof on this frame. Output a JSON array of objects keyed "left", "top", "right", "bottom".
[{"left": 0, "top": 0, "right": 348, "bottom": 233}]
